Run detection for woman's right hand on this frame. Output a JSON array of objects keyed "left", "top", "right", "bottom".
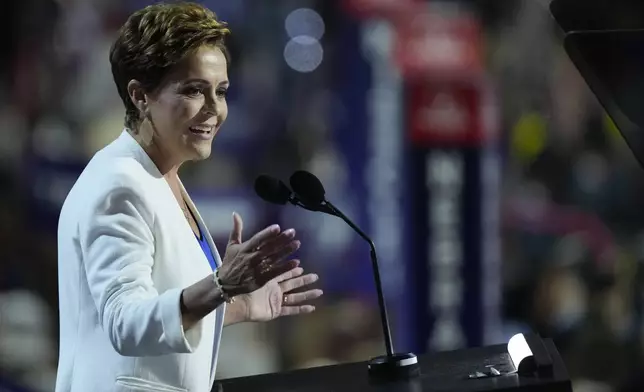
[{"left": 217, "top": 212, "right": 301, "bottom": 297}]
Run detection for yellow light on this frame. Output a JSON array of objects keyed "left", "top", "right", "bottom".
[
  {"left": 510, "top": 112, "right": 547, "bottom": 163},
  {"left": 603, "top": 114, "right": 623, "bottom": 141}
]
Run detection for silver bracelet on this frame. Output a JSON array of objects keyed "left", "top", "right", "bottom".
[{"left": 213, "top": 270, "right": 235, "bottom": 304}]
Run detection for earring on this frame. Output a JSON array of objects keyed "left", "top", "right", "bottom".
[
  {"left": 137, "top": 104, "right": 154, "bottom": 146},
  {"left": 140, "top": 102, "right": 150, "bottom": 118}
]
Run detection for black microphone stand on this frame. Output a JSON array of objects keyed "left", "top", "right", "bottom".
[
  {"left": 321, "top": 200, "right": 419, "bottom": 382},
  {"left": 324, "top": 201, "right": 394, "bottom": 356}
]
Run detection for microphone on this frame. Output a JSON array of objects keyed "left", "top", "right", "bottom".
[
  {"left": 254, "top": 175, "right": 292, "bottom": 205},
  {"left": 253, "top": 175, "right": 335, "bottom": 215},
  {"left": 289, "top": 170, "right": 420, "bottom": 382}
]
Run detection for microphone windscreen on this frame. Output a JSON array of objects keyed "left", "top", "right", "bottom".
[
  {"left": 254, "top": 175, "right": 291, "bottom": 205},
  {"left": 289, "top": 170, "right": 326, "bottom": 204}
]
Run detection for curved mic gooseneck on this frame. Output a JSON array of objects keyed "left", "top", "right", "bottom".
[
  {"left": 295, "top": 199, "right": 337, "bottom": 216},
  {"left": 288, "top": 170, "right": 419, "bottom": 382},
  {"left": 324, "top": 200, "right": 394, "bottom": 358},
  {"left": 255, "top": 172, "right": 419, "bottom": 381}
]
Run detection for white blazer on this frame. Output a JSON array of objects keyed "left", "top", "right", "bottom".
[{"left": 56, "top": 130, "right": 225, "bottom": 392}]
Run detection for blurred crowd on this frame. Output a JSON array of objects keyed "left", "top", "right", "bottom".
[
  {"left": 491, "top": 1, "right": 644, "bottom": 390},
  {"left": 3, "top": 0, "right": 644, "bottom": 391}
]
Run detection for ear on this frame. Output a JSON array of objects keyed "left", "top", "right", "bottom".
[{"left": 127, "top": 79, "right": 147, "bottom": 114}]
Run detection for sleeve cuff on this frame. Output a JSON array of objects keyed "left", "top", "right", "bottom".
[{"left": 159, "top": 288, "right": 202, "bottom": 353}]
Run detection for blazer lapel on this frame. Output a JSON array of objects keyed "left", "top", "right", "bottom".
[
  {"left": 178, "top": 183, "right": 227, "bottom": 388},
  {"left": 179, "top": 183, "right": 223, "bottom": 269},
  {"left": 116, "top": 130, "right": 213, "bottom": 271},
  {"left": 113, "top": 130, "right": 224, "bottom": 386}
]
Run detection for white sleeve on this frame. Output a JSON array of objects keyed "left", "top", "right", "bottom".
[{"left": 79, "top": 180, "right": 201, "bottom": 357}]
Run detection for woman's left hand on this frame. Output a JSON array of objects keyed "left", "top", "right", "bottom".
[{"left": 239, "top": 264, "right": 323, "bottom": 322}]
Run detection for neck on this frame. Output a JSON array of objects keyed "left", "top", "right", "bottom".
[{"left": 128, "top": 127, "right": 182, "bottom": 177}]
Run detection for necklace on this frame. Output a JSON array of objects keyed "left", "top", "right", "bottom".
[
  {"left": 181, "top": 200, "right": 191, "bottom": 220},
  {"left": 167, "top": 178, "right": 193, "bottom": 222}
]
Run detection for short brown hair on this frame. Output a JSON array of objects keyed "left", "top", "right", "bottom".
[{"left": 110, "top": 2, "right": 230, "bottom": 130}]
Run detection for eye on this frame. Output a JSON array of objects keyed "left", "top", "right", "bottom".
[
  {"left": 182, "top": 86, "right": 204, "bottom": 97},
  {"left": 216, "top": 87, "right": 228, "bottom": 98}
]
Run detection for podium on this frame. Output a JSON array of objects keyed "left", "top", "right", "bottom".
[{"left": 214, "top": 338, "right": 571, "bottom": 392}]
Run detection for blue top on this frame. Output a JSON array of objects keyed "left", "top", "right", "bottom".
[
  {"left": 196, "top": 229, "right": 218, "bottom": 271},
  {"left": 186, "top": 204, "right": 217, "bottom": 271}
]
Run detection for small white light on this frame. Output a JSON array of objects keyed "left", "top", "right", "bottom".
[
  {"left": 507, "top": 333, "right": 533, "bottom": 372},
  {"left": 285, "top": 8, "right": 325, "bottom": 40},
  {"left": 284, "top": 36, "right": 324, "bottom": 73}
]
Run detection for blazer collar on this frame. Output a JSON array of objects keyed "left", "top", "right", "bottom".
[
  {"left": 114, "top": 131, "right": 199, "bottom": 219},
  {"left": 113, "top": 129, "right": 222, "bottom": 268},
  {"left": 114, "top": 130, "right": 164, "bottom": 179}
]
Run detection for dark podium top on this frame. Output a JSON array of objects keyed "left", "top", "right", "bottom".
[{"left": 214, "top": 339, "right": 571, "bottom": 392}]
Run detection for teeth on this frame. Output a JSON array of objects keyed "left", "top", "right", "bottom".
[{"left": 190, "top": 126, "right": 212, "bottom": 133}]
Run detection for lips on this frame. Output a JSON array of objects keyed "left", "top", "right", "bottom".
[{"left": 188, "top": 124, "right": 215, "bottom": 139}]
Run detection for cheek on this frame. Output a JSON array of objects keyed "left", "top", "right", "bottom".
[
  {"left": 219, "top": 102, "right": 229, "bottom": 123},
  {"left": 170, "top": 98, "right": 204, "bottom": 123},
  {"left": 152, "top": 93, "right": 202, "bottom": 125}
]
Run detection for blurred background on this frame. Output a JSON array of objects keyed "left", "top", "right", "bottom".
[{"left": 1, "top": 0, "right": 643, "bottom": 391}]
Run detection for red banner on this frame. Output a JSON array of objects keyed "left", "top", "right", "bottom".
[
  {"left": 394, "top": 8, "right": 484, "bottom": 78},
  {"left": 342, "top": 0, "right": 418, "bottom": 19},
  {"left": 408, "top": 78, "right": 497, "bottom": 147}
]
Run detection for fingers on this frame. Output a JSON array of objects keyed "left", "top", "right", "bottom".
[
  {"left": 228, "top": 212, "right": 244, "bottom": 245},
  {"left": 259, "top": 260, "right": 300, "bottom": 282},
  {"left": 259, "top": 238, "right": 300, "bottom": 265},
  {"left": 283, "top": 289, "right": 323, "bottom": 305},
  {"left": 279, "top": 273, "right": 323, "bottom": 317},
  {"left": 245, "top": 224, "right": 281, "bottom": 251},
  {"left": 241, "top": 222, "right": 299, "bottom": 270},
  {"left": 279, "top": 273, "right": 319, "bottom": 293},
  {"left": 273, "top": 265, "right": 304, "bottom": 283},
  {"left": 280, "top": 305, "right": 316, "bottom": 317},
  {"left": 249, "top": 229, "right": 300, "bottom": 269}
]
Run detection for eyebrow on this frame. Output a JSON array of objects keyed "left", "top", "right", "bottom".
[{"left": 183, "top": 78, "right": 229, "bottom": 87}]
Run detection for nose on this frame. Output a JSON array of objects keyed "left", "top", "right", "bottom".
[
  {"left": 203, "top": 100, "right": 218, "bottom": 117},
  {"left": 201, "top": 91, "right": 220, "bottom": 116}
]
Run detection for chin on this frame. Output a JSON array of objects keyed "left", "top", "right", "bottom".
[
  {"left": 191, "top": 147, "right": 212, "bottom": 160},
  {"left": 184, "top": 142, "right": 213, "bottom": 161}
]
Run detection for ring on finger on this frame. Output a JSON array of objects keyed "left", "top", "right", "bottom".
[
  {"left": 283, "top": 294, "right": 288, "bottom": 305},
  {"left": 259, "top": 260, "right": 271, "bottom": 274}
]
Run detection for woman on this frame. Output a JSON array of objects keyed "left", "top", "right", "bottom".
[{"left": 55, "top": 3, "right": 323, "bottom": 392}]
